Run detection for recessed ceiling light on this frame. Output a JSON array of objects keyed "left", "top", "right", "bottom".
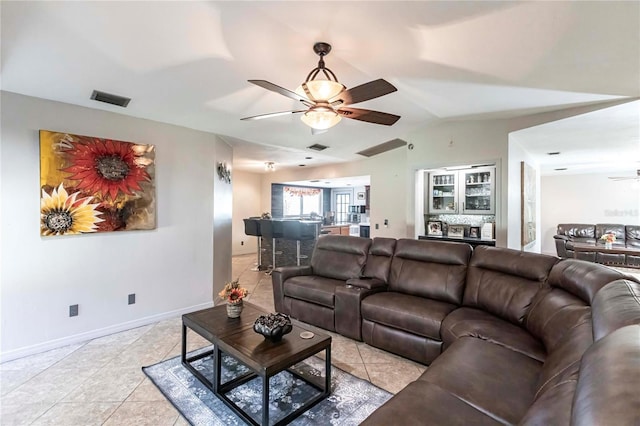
[
  {"left": 555, "top": 167, "right": 568, "bottom": 171},
  {"left": 547, "top": 152, "right": 561, "bottom": 155}
]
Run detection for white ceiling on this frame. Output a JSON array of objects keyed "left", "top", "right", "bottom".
[{"left": 2, "top": 1, "right": 639, "bottom": 173}]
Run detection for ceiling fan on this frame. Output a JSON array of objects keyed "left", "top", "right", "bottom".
[
  {"left": 241, "top": 42, "right": 400, "bottom": 134},
  {"left": 608, "top": 169, "right": 640, "bottom": 181}
]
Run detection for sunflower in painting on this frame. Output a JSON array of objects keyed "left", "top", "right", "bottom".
[
  {"left": 61, "top": 138, "right": 151, "bottom": 201},
  {"left": 41, "top": 183, "right": 104, "bottom": 236}
]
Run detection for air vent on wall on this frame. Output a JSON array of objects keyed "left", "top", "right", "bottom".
[
  {"left": 90, "top": 90, "right": 131, "bottom": 108},
  {"left": 307, "top": 144, "right": 329, "bottom": 151},
  {"left": 357, "top": 138, "right": 407, "bottom": 157}
]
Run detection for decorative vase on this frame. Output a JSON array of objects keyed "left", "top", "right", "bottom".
[
  {"left": 226, "top": 301, "right": 243, "bottom": 318},
  {"left": 253, "top": 313, "right": 293, "bottom": 342},
  {"left": 605, "top": 241, "right": 613, "bottom": 249}
]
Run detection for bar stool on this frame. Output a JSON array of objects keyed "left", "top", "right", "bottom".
[
  {"left": 260, "top": 219, "right": 284, "bottom": 270},
  {"left": 299, "top": 222, "right": 319, "bottom": 264},
  {"left": 283, "top": 221, "right": 303, "bottom": 266},
  {"left": 243, "top": 218, "right": 262, "bottom": 271}
]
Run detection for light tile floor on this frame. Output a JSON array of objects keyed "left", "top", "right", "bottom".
[{"left": 0, "top": 254, "right": 425, "bottom": 425}]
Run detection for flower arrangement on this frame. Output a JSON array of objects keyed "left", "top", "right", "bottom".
[
  {"left": 218, "top": 279, "right": 248, "bottom": 305},
  {"left": 600, "top": 233, "right": 616, "bottom": 244}
]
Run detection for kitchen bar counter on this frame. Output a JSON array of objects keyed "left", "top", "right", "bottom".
[{"left": 243, "top": 218, "right": 322, "bottom": 269}]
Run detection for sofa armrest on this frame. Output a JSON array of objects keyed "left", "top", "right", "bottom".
[
  {"left": 335, "top": 284, "right": 388, "bottom": 341},
  {"left": 271, "top": 265, "right": 313, "bottom": 313},
  {"left": 346, "top": 277, "right": 388, "bottom": 290},
  {"left": 554, "top": 236, "right": 569, "bottom": 258}
]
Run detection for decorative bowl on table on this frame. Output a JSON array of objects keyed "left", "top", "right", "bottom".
[{"left": 253, "top": 313, "right": 293, "bottom": 342}]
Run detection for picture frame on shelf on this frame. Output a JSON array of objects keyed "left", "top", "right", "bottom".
[
  {"left": 469, "top": 226, "right": 480, "bottom": 239},
  {"left": 427, "top": 221, "right": 443, "bottom": 236},
  {"left": 448, "top": 225, "right": 464, "bottom": 238},
  {"left": 357, "top": 192, "right": 365, "bottom": 201}
]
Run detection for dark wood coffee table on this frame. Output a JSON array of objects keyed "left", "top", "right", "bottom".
[
  {"left": 571, "top": 242, "right": 640, "bottom": 268},
  {"left": 182, "top": 302, "right": 332, "bottom": 426}
]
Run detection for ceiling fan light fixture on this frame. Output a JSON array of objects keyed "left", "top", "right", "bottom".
[
  {"left": 295, "top": 80, "right": 345, "bottom": 102},
  {"left": 301, "top": 106, "right": 342, "bottom": 130}
]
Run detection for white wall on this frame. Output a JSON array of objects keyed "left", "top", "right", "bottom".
[
  {"left": 0, "top": 92, "right": 231, "bottom": 360},
  {"left": 540, "top": 171, "right": 640, "bottom": 255},
  {"left": 507, "top": 135, "right": 541, "bottom": 252},
  {"left": 232, "top": 170, "right": 262, "bottom": 256}
]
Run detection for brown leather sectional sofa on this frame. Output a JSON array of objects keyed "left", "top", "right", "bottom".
[
  {"left": 554, "top": 223, "right": 640, "bottom": 267},
  {"left": 272, "top": 235, "right": 640, "bottom": 425}
]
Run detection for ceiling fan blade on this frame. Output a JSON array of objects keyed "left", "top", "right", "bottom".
[
  {"left": 337, "top": 107, "right": 400, "bottom": 126},
  {"left": 331, "top": 79, "right": 397, "bottom": 106},
  {"left": 248, "top": 80, "right": 310, "bottom": 103},
  {"left": 241, "top": 110, "right": 306, "bottom": 121}
]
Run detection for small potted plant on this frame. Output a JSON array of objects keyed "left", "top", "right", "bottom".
[
  {"left": 600, "top": 233, "right": 616, "bottom": 249},
  {"left": 218, "top": 279, "right": 249, "bottom": 318}
]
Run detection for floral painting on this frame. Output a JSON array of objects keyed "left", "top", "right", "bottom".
[{"left": 39, "top": 130, "right": 155, "bottom": 236}]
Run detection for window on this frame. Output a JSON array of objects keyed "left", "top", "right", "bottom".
[
  {"left": 334, "top": 192, "right": 351, "bottom": 223},
  {"left": 283, "top": 186, "right": 322, "bottom": 217}
]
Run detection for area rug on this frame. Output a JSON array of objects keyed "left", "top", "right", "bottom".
[{"left": 143, "top": 347, "right": 392, "bottom": 425}]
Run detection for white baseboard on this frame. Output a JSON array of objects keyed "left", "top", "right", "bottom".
[{"left": 0, "top": 301, "right": 214, "bottom": 363}]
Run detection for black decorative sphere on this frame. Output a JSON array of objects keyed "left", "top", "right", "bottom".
[{"left": 253, "top": 313, "right": 293, "bottom": 342}]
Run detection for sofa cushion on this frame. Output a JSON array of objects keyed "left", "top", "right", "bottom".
[
  {"left": 361, "top": 291, "right": 457, "bottom": 340},
  {"left": 361, "top": 380, "right": 502, "bottom": 426},
  {"left": 519, "top": 378, "right": 577, "bottom": 426},
  {"left": 525, "top": 286, "right": 591, "bottom": 353},
  {"left": 572, "top": 325, "right": 640, "bottom": 425},
  {"left": 283, "top": 275, "right": 343, "bottom": 308},
  {"left": 534, "top": 318, "right": 592, "bottom": 400},
  {"left": 626, "top": 225, "right": 640, "bottom": 248},
  {"left": 362, "top": 237, "right": 396, "bottom": 282},
  {"left": 441, "top": 307, "right": 545, "bottom": 362},
  {"left": 463, "top": 246, "right": 557, "bottom": 326},
  {"left": 592, "top": 280, "right": 640, "bottom": 341},
  {"left": 547, "top": 259, "right": 628, "bottom": 304},
  {"left": 388, "top": 238, "right": 471, "bottom": 305},
  {"left": 418, "top": 337, "right": 542, "bottom": 424},
  {"left": 310, "top": 235, "right": 371, "bottom": 280},
  {"left": 557, "top": 224, "right": 595, "bottom": 238},
  {"left": 595, "top": 223, "right": 625, "bottom": 240}
]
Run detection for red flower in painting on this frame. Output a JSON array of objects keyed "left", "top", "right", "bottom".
[{"left": 62, "top": 138, "right": 150, "bottom": 201}]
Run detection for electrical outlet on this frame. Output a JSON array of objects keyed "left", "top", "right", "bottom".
[
  {"left": 375, "top": 223, "right": 379, "bottom": 230},
  {"left": 241, "top": 241, "right": 244, "bottom": 246},
  {"left": 128, "top": 293, "right": 136, "bottom": 305},
  {"left": 69, "top": 304, "right": 78, "bottom": 317}
]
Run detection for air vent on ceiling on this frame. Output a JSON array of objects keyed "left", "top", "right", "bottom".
[
  {"left": 307, "top": 143, "right": 329, "bottom": 151},
  {"left": 357, "top": 138, "right": 407, "bottom": 157},
  {"left": 90, "top": 90, "right": 131, "bottom": 107}
]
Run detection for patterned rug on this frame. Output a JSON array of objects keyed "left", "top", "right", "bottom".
[{"left": 143, "top": 347, "right": 392, "bottom": 425}]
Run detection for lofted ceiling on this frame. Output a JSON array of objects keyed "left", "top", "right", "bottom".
[{"left": 1, "top": 1, "right": 639, "bottom": 173}]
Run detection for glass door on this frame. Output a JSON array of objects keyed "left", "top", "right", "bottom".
[
  {"left": 334, "top": 192, "right": 351, "bottom": 224},
  {"left": 427, "top": 171, "right": 458, "bottom": 214},
  {"left": 460, "top": 167, "right": 495, "bottom": 215}
]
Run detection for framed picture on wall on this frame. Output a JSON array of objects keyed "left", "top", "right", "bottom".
[
  {"left": 427, "top": 221, "right": 443, "bottom": 236},
  {"left": 448, "top": 225, "right": 464, "bottom": 238},
  {"left": 357, "top": 192, "right": 365, "bottom": 200}
]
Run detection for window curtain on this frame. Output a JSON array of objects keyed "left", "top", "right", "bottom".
[{"left": 284, "top": 187, "right": 321, "bottom": 197}]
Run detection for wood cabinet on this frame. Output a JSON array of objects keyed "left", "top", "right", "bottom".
[
  {"left": 322, "top": 225, "right": 350, "bottom": 235},
  {"left": 426, "top": 166, "right": 495, "bottom": 215}
]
